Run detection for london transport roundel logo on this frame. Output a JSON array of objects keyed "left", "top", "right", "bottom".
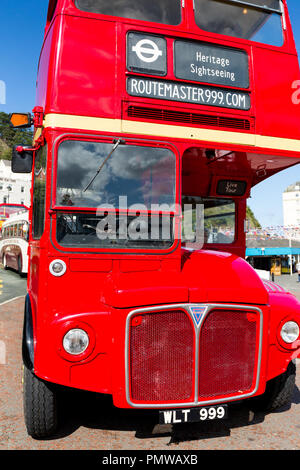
[{"left": 132, "top": 39, "right": 163, "bottom": 63}]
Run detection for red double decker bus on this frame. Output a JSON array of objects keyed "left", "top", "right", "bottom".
[{"left": 11, "top": 0, "right": 300, "bottom": 438}]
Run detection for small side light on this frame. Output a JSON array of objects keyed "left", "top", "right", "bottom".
[{"left": 49, "top": 259, "right": 67, "bottom": 277}]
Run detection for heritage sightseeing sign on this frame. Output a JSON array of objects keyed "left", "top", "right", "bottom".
[{"left": 174, "top": 40, "right": 249, "bottom": 89}]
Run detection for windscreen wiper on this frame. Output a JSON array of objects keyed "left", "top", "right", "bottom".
[{"left": 83, "top": 138, "right": 124, "bottom": 192}]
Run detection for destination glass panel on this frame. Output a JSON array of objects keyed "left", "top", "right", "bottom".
[
  {"left": 194, "top": 0, "right": 283, "bottom": 47},
  {"left": 127, "top": 77, "right": 251, "bottom": 110},
  {"left": 174, "top": 40, "right": 249, "bottom": 89},
  {"left": 75, "top": 0, "right": 181, "bottom": 25}
]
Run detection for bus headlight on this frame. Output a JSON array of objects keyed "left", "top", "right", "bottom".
[
  {"left": 49, "top": 259, "right": 67, "bottom": 277},
  {"left": 280, "top": 321, "right": 300, "bottom": 344},
  {"left": 63, "top": 329, "right": 89, "bottom": 355}
]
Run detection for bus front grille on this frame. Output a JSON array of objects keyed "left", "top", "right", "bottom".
[
  {"left": 127, "top": 305, "right": 260, "bottom": 405},
  {"left": 129, "top": 310, "right": 194, "bottom": 403}
]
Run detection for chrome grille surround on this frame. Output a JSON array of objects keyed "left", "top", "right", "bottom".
[{"left": 125, "top": 303, "right": 263, "bottom": 408}]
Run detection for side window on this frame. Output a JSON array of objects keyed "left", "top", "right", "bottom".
[
  {"left": 181, "top": 196, "right": 236, "bottom": 245},
  {"left": 23, "top": 222, "right": 29, "bottom": 241},
  {"left": 32, "top": 145, "right": 47, "bottom": 239}
]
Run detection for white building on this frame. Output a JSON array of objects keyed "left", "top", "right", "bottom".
[
  {"left": 282, "top": 181, "right": 300, "bottom": 227},
  {"left": 0, "top": 160, "right": 31, "bottom": 207}
]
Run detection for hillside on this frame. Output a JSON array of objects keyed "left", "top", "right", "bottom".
[
  {"left": 0, "top": 137, "right": 10, "bottom": 159},
  {"left": 246, "top": 206, "right": 261, "bottom": 229}
]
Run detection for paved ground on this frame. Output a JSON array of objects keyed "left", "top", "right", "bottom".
[
  {"left": 271, "top": 272, "right": 300, "bottom": 291},
  {"left": 0, "top": 269, "right": 300, "bottom": 450},
  {"left": 0, "top": 266, "right": 27, "bottom": 305}
]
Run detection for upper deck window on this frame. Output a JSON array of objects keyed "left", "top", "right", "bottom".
[
  {"left": 74, "top": 0, "right": 182, "bottom": 25},
  {"left": 194, "top": 0, "right": 284, "bottom": 47}
]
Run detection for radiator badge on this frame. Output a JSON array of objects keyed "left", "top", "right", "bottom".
[{"left": 190, "top": 306, "right": 207, "bottom": 327}]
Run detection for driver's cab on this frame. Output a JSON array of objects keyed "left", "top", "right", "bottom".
[{"left": 181, "top": 146, "right": 252, "bottom": 258}]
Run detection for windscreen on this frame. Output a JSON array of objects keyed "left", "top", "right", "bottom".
[
  {"left": 74, "top": 0, "right": 181, "bottom": 25},
  {"left": 55, "top": 140, "right": 176, "bottom": 250},
  {"left": 194, "top": 0, "right": 283, "bottom": 47},
  {"left": 56, "top": 140, "right": 176, "bottom": 209}
]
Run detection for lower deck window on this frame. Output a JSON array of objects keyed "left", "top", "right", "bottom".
[{"left": 56, "top": 212, "right": 174, "bottom": 250}]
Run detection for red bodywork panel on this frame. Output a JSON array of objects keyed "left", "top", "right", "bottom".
[
  {"left": 25, "top": 0, "right": 300, "bottom": 409},
  {"left": 38, "top": 0, "right": 300, "bottom": 142}
]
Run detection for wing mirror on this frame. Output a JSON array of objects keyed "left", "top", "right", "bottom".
[
  {"left": 9, "top": 113, "right": 32, "bottom": 129},
  {"left": 11, "top": 146, "right": 33, "bottom": 173}
]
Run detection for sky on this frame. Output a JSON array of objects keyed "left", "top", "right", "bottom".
[{"left": 0, "top": 0, "right": 299, "bottom": 228}]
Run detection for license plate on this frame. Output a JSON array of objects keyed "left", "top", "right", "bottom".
[{"left": 159, "top": 405, "right": 228, "bottom": 424}]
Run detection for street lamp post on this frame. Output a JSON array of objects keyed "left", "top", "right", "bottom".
[{"left": 6, "top": 185, "right": 12, "bottom": 204}]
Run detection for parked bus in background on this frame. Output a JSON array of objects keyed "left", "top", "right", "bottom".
[
  {"left": 10, "top": 0, "right": 300, "bottom": 438},
  {"left": 0, "top": 203, "right": 29, "bottom": 229},
  {"left": 0, "top": 209, "right": 29, "bottom": 276}
]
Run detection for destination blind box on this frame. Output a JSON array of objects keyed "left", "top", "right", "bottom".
[
  {"left": 127, "top": 77, "right": 250, "bottom": 111},
  {"left": 127, "top": 33, "right": 250, "bottom": 111}
]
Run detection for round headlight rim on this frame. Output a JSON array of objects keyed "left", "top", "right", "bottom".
[
  {"left": 280, "top": 320, "right": 300, "bottom": 345},
  {"left": 57, "top": 320, "right": 96, "bottom": 363},
  {"left": 63, "top": 328, "right": 90, "bottom": 356},
  {"left": 49, "top": 259, "right": 67, "bottom": 277},
  {"left": 277, "top": 316, "right": 300, "bottom": 351}
]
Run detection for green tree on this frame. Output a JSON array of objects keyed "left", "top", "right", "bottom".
[{"left": 0, "top": 112, "right": 33, "bottom": 160}]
